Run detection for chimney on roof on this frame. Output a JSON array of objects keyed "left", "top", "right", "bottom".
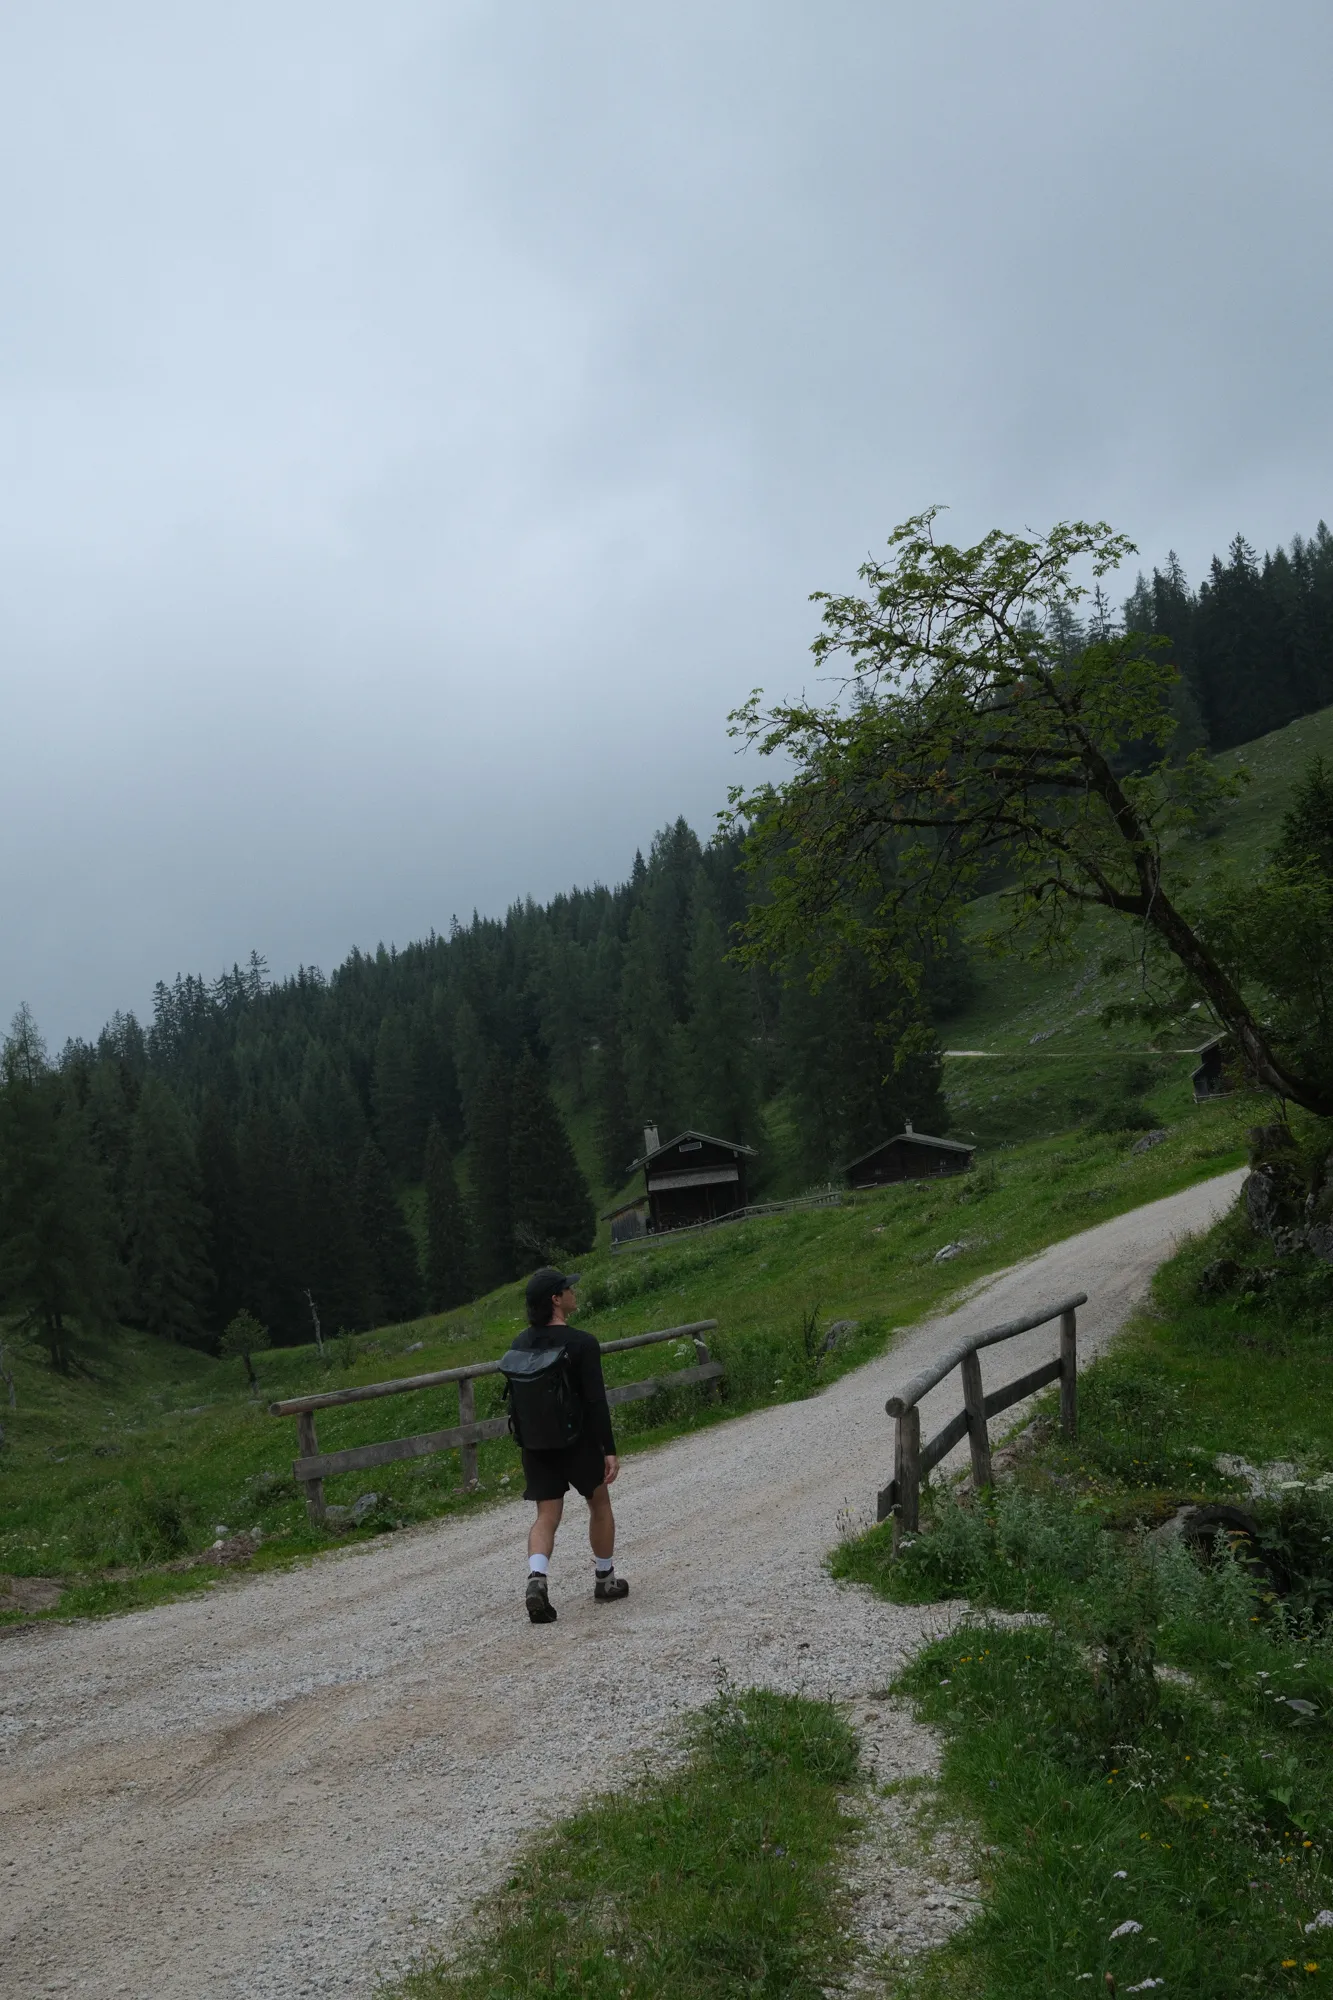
[
  {"left": 643, "top": 1123, "right": 660, "bottom": 1155},
  {"left": 905, "top": 1118, "right": 914, "bottom": 1134}
]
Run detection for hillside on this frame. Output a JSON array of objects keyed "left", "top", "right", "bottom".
[
  {"left": 5, "top": 700, "right": 1332, "bottom": 1618},
  {"left": 936, "top": 700, "right": 1333, "bottom": 1147}
]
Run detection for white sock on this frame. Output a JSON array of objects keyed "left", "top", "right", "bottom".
[
  {"left": 528, "top": 1553, "right": 549, "bottom": 1576},
  {"left": 594, "top": 1556, "right": 614, "bottom": 1575}
]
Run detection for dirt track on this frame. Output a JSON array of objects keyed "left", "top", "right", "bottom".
[{"left": 0, "top": 1169, "right": 1244, "bottom": 1998}]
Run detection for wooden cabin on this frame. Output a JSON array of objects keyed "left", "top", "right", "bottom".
[
  {"left": 630, "top": 1126, "right": 757, "bottom": 1233},
  {"left": 843, "top": 1121, "right": 975, "bottom": 1188},
  {"left": 1191, "top": 1038, "right": 1234, "bottom": 1102}
]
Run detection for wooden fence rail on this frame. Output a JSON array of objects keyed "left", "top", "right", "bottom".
[
  {"left": 271, "top": 1321, "right": 721, "bottom": 1523},
  {"left": 877, "top": 1293, "right": 1087, "bottom": 1537}
]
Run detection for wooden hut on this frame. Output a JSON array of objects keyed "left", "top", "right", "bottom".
[
  {"left": 601, "top": 1196, "right": 649, "bottom": 1246},
  {"left": 1191, "top": 1037, "right": 1234, "bottom": 1102},
  {"left": 843, "top": 1121, "right": 975, "bottom": 1188},
  {"left": 630, "top": 1126, "right": 757, "bottom": 1233}
]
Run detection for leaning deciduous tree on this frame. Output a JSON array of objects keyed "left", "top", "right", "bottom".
[{"left": 728, "top": 510, "right": 1333, "bottom": 1117}]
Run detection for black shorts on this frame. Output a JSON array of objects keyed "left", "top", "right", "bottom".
[{"left": 521, "top": 1441, "right": 608, "bottom": 1503}]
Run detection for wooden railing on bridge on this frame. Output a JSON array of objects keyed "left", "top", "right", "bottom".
[
  {"left": 878, "top": 1293, "right": 1086, "bottom": 1537},
  {"left": 271, "top": 1321, "right": 721, "bottom": 1523}
]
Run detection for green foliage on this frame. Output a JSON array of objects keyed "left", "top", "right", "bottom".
[
  {"left": 219, "top": 1308, "right": 270, "bottom": 1386},
  {"left": 0, "top": 1007, "right": 120, "bottom": 1370},
  {"left": 838, "top": 1207, "right": 1333, "bottom": 1998},
  {"left": 422, "top": 1117, "right": 473, "bottom": 1311},
  {"left": 508, "top": 1047, "right": 596, "bottom": 1265},
  {"left": 355, "top": 1141, "right": 422, "bottom": 1324},
  {"left": 123, "top": 1076, "right": 212, "bottom": 1345},
  {"left": 392, "top": 1688, "right": 859, "bottom": 2000},
  {"left": 731, "top": 509, "right": 1331, "bottom": 1115}
]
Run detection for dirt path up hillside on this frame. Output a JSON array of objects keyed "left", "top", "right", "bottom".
[{"left": 0, "top": 1170, "right": 1244, "bottom": 1999}]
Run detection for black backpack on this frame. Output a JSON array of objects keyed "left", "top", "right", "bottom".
[{"left": 498, "top": 1342, "right": 585, "bottom": 1452}]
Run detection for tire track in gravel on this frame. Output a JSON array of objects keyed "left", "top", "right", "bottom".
[{"left": 0, "top": 1169, "right": 1244, "bottom": 1999}]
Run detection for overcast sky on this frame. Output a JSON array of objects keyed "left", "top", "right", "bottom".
[{"left": 4, "top": 1, "right": 1332, "bottom": 1047}]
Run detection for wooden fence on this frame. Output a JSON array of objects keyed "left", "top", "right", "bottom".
[
  {"left": 271, "top": 1320, "right": 721, "bottom": 1523},
  {"left": 878, "top": 1292, "right": 1087, "bottom": 1536}
]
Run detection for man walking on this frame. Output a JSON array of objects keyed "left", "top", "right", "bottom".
[{"left": 505, "top": 1267, "right": 629, "bottom": 1625}]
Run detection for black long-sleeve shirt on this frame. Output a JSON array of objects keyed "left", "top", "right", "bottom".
[{"left": 511, "top": 1323, "right": 617, "bottom": 1455}]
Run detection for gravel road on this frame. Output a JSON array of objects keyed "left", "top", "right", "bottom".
[{"left": 0, "top": 1169, "right": 1244, "bottom": 1999}]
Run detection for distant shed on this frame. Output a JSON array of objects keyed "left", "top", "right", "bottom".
[
  {"left": 629, "top": 1126, "right": 758, "bottom": 1233},
  {"left": 601, "top": 1196, "right": 649, "bottom": 1247},
  {"left": 843, "top": 1122, "right": 975, "bottom": 1188},
  {"left": 1191, "top": 1037, "right": 1235, "bottom": 1102}
]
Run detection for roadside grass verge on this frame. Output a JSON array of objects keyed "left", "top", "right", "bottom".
[
  {"left": 387, "top": 1686, "right": 860, "bottom": 2000},
  {"left": 0, "top": 1093, "right": 1251, "bottom": 1618},
  {"left": 832, "top": 1211, "right": 1333, "bottom": 1997}
]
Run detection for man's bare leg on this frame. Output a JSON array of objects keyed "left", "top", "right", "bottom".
[{"left": 529, "top": 1496, "right": 564, "bottom": 1562}]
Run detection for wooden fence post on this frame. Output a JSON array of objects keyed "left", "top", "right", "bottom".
[
  {"left": 1059, "top": 1308, "right": 1078, "bottom": 1438},
  {"left": 296, "top": 1411, "right": 326, "bottom": 1524},
  {"left": 960, "top": 1349, "right": 993, "bottom": 1491},
  {"left": 458, "top": 1375, "right": 479, "bottom": 1488},
  {"left": 895, "top": 1405, "right": 921, "bottom": 1538},
  {"left": 693, "top": 1333, "right": 721, "bottom": 1400}
]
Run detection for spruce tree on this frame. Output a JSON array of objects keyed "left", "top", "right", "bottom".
[
  {"left": 469, "top": 1050, "right": 515, "bottom": 1288},
  {"left": 591, "top": 1016, "right": 638, "bottom": 1187},
  {"left": 123, "top": 1077, "right": 213, "bottom": 1345},
  {"left": 679, "top": 883, "right": 759, "bottom": 1144},
  {"left": 423, "top": 1117, "right": 474, "bottom": 1310},
  {"left": 0, "top": 1008, "right": 121, "bottom": 1371},
  {"left": 508, "top": 1048, "right": 596, "bottom": 1266},
  {"left": 620, "top": 906, "right": 679, "bottom": 1135},
  {"left": 373, "top": 1011, "right": 420, "bottom": 1177},
  {"left": 196, "top": 1093, "right": 250, "bottom": 1334},
  {"left": 355, "top": 1140, "right": 422, "bottom": 1325},
  {"left": 291, "top": 1125, "right": 373, "bottom": 1332}
]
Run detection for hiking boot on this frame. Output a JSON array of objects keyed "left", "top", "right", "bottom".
[
  {"left": 526, "top": 1572, "right": 557, "bottom": 1623},
  {"left": 593, "top": 1571, "right": 629, "bottom": 1603}
]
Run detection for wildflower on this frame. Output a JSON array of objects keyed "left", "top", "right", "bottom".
[
  {"left": 1112, "top": 1870, "right": 1128, "bottom": 1880},
  {"left": 1306, "top": 1914, "right": 1333, "bottom": 1934},
  {"left": 1305, "top": 1965, "right": 1319, "bottom": 1975},
  {"left": 1109, "top": 1920, "right": 1143, "bottom": 1939}
]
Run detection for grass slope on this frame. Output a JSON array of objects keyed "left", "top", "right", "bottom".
[
  {"left": 941, "top": 701, "right": 1333, "bottom": 1147},
  {"left": 832, "top": 1214, "right": 1333, "bottom": 1997}
]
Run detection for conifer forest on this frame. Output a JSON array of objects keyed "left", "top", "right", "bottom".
[{"left": 2, "top": 514, "right": 1332, "bottom": 1360}]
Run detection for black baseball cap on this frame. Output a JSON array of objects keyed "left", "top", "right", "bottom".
[{"left": 524, "top": 1266, "right": 579, "bottom": 1306}]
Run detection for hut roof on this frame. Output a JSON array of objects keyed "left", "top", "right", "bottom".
[
  {"left": 842, "top": 1129, "right": 975, "bottom": 1174},
  {"left": 628, "top": 1128, "right": 759, "bottom": 1170},
  {"left": 600, "top": 1196, "right": 649, "bottom": 1222}
]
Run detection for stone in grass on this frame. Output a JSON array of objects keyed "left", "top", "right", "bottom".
[
  {"left": 933, "top": 1242, "right": 966, "bottom": 1262},
  {"left": 820, "top": 1318, "right": 860, "bottom": 1355},
  {"left": 322, "top": 1492, "right": 383, "bottom": 1533},
  {"left": 1131, "top": 1129, "right": 1169, "bottom": 1154}
]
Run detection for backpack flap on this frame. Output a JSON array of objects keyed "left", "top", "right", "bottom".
[{"left": 497, "top": 1343, "right": 584, "bottom": 1452}]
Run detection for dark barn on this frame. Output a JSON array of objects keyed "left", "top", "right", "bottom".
[
  {"left": 844, "top": 1122, "right": 975, "bottom": 1188},
  {"left": 1191, "top": 1037, "right": 1234, "bottom": 1102},
  {"left": 632, "top": 1126, "right": 757, "bottom": 1232}
]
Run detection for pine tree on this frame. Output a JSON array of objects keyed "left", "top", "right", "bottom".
[
  {"left": 423, "top": 1117, "right": 474, "bottom": 1310},
  {"left": 620, "top": 907, "right": 679, "bottom": 1135},
  {"left": 373, "top": 1011, "right": 420, "bottom": 1177},
  {"left": 0, "top": 1008, "right": 121, "bottom": 1371},
  {"left": 196, "top": 1093, "right": 249, "bottom": 1334},
  {"left": 508, "top": 1048, "right": 596, "bottom": 1266},
  {"left": 679, "top": 883, "right": 759, "bottom": 1144},
  {"left": 469, "top": 1051, "right": 515, "bottom": 1288},
  {"left": 355, "top": 1141, "right": 422, "bottom": 1326},
  {"left": 123, "top": 1077, "right": 213, "bottom": 1345},
  {"left": 291, "top": 1125, "right": 373, "bottom": 1333},
  {"left": 591, "top": 1015, "right": 637, "bottom": 1187}
]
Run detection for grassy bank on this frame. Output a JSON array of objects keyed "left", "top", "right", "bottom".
[
  {"left": 390, "top": 1686, "right": 860, "bottom": 2000},
  {"left": 0, "top": 1088, "right": 1251, "bottom": 1619},
  {"left": 833, "top": 1210, "right": 1333, "bottom": 1997}
]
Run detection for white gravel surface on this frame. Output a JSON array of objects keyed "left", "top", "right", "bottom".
[{"left": 0, "top": 1169, "right": 1244, "bottom": 1998}]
